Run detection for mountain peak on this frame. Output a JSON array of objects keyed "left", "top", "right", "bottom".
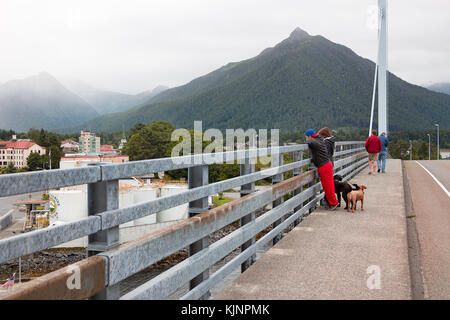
[
  {"left": 288, "top": 27, "right": 310, "bottom": 41},
  {"left": 35, "top": 71, "right": 56, "bottom": 81}
]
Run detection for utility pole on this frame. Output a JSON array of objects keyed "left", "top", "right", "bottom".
[
  {"left": 427, "top": 133, "right": 431, "bottom": 160},
  {"left": 435, "top": 124, "right": 440, "bottom": 160},
  {"left": 378, "top": 0, "right": 388, "bottom": 136}
]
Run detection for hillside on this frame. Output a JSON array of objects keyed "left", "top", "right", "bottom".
[
  {"left": 64, "top": 28, "right": 450, "bottom": 133},
  {"left": 60, "top": 78, "right": 168, "bottom": 115},
  {"left": 0, "top": 72, "right": 99, "bottom": 132},
  {"left": 427, "top": 82, "right": 450, "bottom": 95}
]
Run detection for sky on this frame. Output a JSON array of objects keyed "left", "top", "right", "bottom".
[{"left": 0, "top": 0, "right": 449, "bottom": 94}]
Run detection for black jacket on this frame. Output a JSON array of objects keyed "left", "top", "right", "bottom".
[
  {"left": 306, "top": 136, "right": 331, "bottom": 168},
  {"left": 323, "top": 136, "right": 336, "bottom": 164}
]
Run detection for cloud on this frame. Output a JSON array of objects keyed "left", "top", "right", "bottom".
[{"left": 0, "top": 0, "right": 448, "bottom": 93}]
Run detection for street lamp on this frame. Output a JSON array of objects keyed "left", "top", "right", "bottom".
[
  {"left": 427, "top": 134, "right": 431, "bottom": 160},
  {"left": 435, "top": 124, "right": 440, "bottom": 160},
  {"left": 409, "top": 140, "right": 412, "bottom": 161}
]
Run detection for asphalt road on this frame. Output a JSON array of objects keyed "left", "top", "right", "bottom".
[
  {"left": 405, "top": 160, "right": 450, "bottom": 299},
  {"left": 0, "top": 192, "right": 42, "bottom": 219}
]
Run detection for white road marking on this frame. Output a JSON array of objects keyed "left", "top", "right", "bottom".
[
  {"left": 415, "top": 161, "right": 450, "bottom": 198},
  {"left": 1, "top": 209, "right": 14, "bottom": 218}
]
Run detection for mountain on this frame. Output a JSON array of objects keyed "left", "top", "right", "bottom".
[
  {"left": 64, "top": 28, "right": 450, "bottom": 133},
  {"left": 427, "top": 82, "right": 450, "bottom": 95},
  {"left": 0, "top": 72, "right": 99, "bottom": 132},
  {"left": 60, "top": 78, "right": 169, "bottom": 115}
]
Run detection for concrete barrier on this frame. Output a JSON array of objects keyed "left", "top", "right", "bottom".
[{"left": 0, "top": 210, "right": 13, "bottom": 231}]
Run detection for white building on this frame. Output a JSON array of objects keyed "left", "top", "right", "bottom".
[{"left": 0, "top": 135, "right": 46, "bottom": 169}]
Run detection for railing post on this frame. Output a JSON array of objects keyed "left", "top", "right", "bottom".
[
  {"left": 293, "top": 150, "right": 303, "bottom": 226},
  {"left": 272, "top": 151, "right": 284, "bottom": 245},
  {"left": 308, "top": 149, "right": 318, "bottom": 214},
  {"left": 188, "top": 164, "right": 210, "bottom": 299},
  {"left": 87, "top": 162, "right": 120, "bottom": 300},
  {"left": 240, "top": 156, "right": 256, "bottom": 272}
]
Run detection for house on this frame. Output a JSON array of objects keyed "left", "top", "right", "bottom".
[
  {"left": 100, "top": 144, "right": 117, "bottom": 155},
  {"left": 0, "top": 135, "right": 46, "bottom": 169},
  {"left": 60, "top": 140, "right": 80, "bottom": 153}
]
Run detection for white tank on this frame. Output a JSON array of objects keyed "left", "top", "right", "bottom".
[
  {"left": 49, "top": 190, "right": 87, "bottom": 223},
  {"left": 49, "top": 190, "right": 88, "bottom": 247},
  {"left": 119, "top": 191, "right": 135, "bottom": 227},
  {"left": 133, "top": 188, "right": 158, "bottom": 225},
  {"left": 157, "top": 185, "right": 188, "bottom": 222}
]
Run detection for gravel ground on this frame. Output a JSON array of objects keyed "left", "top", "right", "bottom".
[
  {"left": 0, "top": 249, "right": 86, "bottom": 281},
  {"left": 0, "top": 207, "right": 295, "bottom": 298}
]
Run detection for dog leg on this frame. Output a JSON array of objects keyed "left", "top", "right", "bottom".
[
  {"left": 343, "top": 192, "right": 349, "bottom": 209},
  {"left": 361, "top": 199, "right": 364, "bottom": 211},
  {"left": 337, "top": 192, "right": 341, "bottom": 207}
]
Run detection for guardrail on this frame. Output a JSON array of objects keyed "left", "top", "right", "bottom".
[{"left": 0, "top": 141, "right": 367, "bottom": 300}]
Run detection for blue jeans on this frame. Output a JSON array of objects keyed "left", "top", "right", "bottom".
[{"left": 377, "top": 151, "right": 387, "bottom": 172}]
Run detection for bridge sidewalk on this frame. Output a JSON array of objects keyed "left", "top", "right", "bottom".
[{"left": 216, "top": 159, "right": 411, "bottom": 299}]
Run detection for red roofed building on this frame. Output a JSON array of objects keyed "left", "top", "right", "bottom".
[
  {"left": 100, "top": 144, "right": 117, "bottom": 155},
  {"left": 59, "top": 154, "right": 129, "bottom": 169},
  {"left": 0, "top": 135, "right": 46, "bottom": 169}
]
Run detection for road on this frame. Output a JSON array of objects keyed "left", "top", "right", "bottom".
[
  {"left": 0, "top": 192, "right": 42, "bottom": 219},
  {"left": 405, "top": 160, "right": 450, "bottom": 299}
]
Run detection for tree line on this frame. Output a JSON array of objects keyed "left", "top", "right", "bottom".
[{"left": 2, "top": 124, "right": 447, "bottom": 175}]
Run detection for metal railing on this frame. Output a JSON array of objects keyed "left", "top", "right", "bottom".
[{"left": 0, "top": 141, "right": 367, "bottom": 300}]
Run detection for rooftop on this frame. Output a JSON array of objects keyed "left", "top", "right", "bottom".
[{"left": 0, "top": 140, "right": 41, "bottom": 149}]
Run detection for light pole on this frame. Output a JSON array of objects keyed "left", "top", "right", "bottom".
[
  {"left": 427, "top": 134, "right": 431, "bottom": 160},
  {"left": 435, "top": 124, "right": 439, "bottom": 160},
  {"left": 409, "top": 140, "right": 412, "bottom": 161}
]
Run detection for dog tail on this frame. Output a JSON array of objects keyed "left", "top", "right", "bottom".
[{"left": 352, "top": 184, "right": 360, "bottom": 190}]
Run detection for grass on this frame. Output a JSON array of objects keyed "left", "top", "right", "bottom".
[{"left": 212, "top": 196, "right": 233, "bottom": 208}]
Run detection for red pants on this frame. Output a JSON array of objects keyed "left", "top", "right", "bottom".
[{"left": 317, "top": 162, "right": 338, "bottom": 206}]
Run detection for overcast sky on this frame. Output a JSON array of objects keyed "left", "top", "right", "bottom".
[{"left": 0, "top": 0, "right": 449, "bottom": 94}]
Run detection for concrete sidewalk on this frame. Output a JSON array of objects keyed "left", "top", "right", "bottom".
[{"left": 216, "top": 159, "right": 411, "bottom": 299}]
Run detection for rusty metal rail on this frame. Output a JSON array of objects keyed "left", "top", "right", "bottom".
[{"left": 0, "top": 142, "right": 367, "bottom": 300}]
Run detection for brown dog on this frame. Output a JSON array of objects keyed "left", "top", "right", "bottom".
[{"left": 346, "top": 185, "right": 367, "bottom": 213}]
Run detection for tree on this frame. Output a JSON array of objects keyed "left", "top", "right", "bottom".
[
  {"left": 26, "top": 152, "right": 42, "bottom": 171},
  {"left": 129, "top": 123, "right": 146, "bottom": 136},
  {"left": 5, "top": 163, "right": 17, "bottom": 174},
  {"left": 124, "top": 121, "right": 175, "bottom": 161},
  {"left": 46, "top": 145, "right": 63, "bottom": 169}
]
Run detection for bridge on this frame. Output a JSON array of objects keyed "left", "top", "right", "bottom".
[{"left": 0, "top": 142, "right": 448, "bottom": 300}]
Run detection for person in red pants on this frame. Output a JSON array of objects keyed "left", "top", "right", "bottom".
[{"left": 305, "top": 129, "right": 339, "bottom": 211}]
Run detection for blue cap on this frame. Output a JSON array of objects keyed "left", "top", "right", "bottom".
[{"left": 305, "top": 129, "right": 315, "bottom": 136}]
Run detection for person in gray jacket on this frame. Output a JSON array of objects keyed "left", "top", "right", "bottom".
[{"left": 318, "top": 127, "right": 336, "bottom": 167}]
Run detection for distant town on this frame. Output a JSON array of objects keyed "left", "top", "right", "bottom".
[{"left": 1, "top": 130, "right": 129, "bottom": 173}]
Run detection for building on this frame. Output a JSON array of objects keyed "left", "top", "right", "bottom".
[
  {"left": 59, "top": 153, "right": 129, "bottom": 169},
  {"left": 60, "top": 140, "right": 79, "bottom": 153},
  {"left": 79, "top": 130, "right": 100, "bottom": 153},
  {"left": 100, "top": 144, "right": 117, "bottom": 155},
  {"left": 440, "top": 149, "right": 450, "bottom": 160},
  {"left": 0, "top": 135, "right": 46, "bottom": 169},
  {"left": 118, "top": 138, "right": 127, "bottom": 151}
]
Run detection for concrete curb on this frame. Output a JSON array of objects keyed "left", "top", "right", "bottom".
[
  {"left": 402, "top": 162, "right": 425, "bottom": 300},
  {"left": 0, "top": 210, "right": 13, "bottom": 231}
]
